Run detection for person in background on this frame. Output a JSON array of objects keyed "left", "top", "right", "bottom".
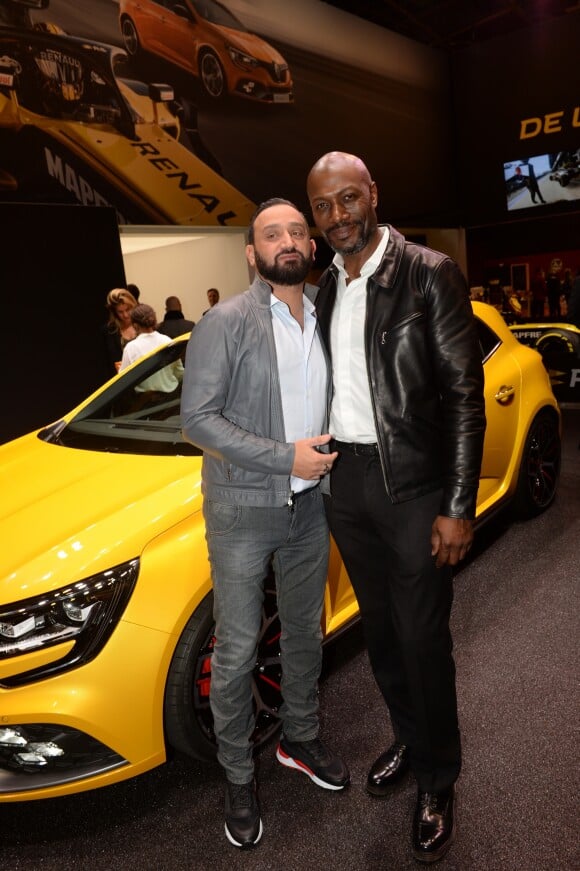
[
  {"left": 530, "top": 268, "right": 547, "bottom": 319},
  {"left": 546, "top": 270, "right": 562, "bottom": 318},
  {"left": 307, "top": 151, "right": 486, "bottom": 865},
  {"left": 526, "top": 163, "right": 546, "bottom": 204},
  {"left": 120, "top": 303, "right": 183, "bottom": 394},
  {"left": 567, "top": 267, "right": 580, "bottom": 328},
  {"left": 202, "top": 287, "right": 220, "bottom": 315},
  {"left": 561, "top": 268, "right": 573, "bottom": 315},
  {"left": 119, "top": 304, "right": 171, "bottom": 370},
  {"left": 158, "top": 296, "right": 195, "bottom": 339},
  {"left": 181, "top": 198, "right": 349, "bottom": 850},
  {"left": 102, "top": 287, "right": 138, "bottom": 377},
  {"left": 126, "top": 283, "right": 141, "bottom": 302}
]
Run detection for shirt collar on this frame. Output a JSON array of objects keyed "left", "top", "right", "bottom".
[
  {"left": 270, "top": 291, "right": 315, "bottom": 315},
  {"left": 332, "top": 226, "right": 390, "bottom": 280}
]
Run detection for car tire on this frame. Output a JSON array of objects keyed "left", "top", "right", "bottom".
[
  {"left": 164, "top": 583, "right": 283, "bottom": 761},
  {"left": 512, "top": 410, "right": 561, "bottom": 519},
  {"left": 120, "top": 16, "right": 141, "bottom": 58},
  {"left": 199, "top": 50, "right": 226, "bottom": 99}
]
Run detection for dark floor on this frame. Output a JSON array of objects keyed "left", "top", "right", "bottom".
[{"left": 3, "top": 410, "right": 579, "bottom": 871}]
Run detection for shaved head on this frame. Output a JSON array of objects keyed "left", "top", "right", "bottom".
[
  {"left": 307, "top": 151, "right": 372, "bottom": 193},
  {"left": 307, "top": 151, "right": 379, "bottom": 259}
]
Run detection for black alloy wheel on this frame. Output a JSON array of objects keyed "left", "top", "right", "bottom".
[
  {"left": 164, "top": 582, "right": 283, "bottom": 761},
  {"left": 513, "top": 410, "right": 561, "bottom": 518}
]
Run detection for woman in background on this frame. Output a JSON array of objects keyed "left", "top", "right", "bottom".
[{"left": 102, "top": 287, "right": 138, "bottom": 377}]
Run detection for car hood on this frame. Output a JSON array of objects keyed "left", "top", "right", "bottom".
[
  {"left": 218, "top": 26, "right": 288, "bottom": 64},
  {"left": 0, "top": 433, "right": 202, "bottom": 605}
]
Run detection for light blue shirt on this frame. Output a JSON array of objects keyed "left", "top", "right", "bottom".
[{"left": 270, "top": 293, "right": 327, "bottom": 494}]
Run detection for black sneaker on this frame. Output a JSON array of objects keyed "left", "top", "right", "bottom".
[
  {"left": 224, "top": 779, "right": 263, "bottom": 849},
  {"left": 276, "top": 736, "right": 350, "bottom": 790}
]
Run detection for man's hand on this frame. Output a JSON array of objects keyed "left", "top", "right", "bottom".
[
  {"left": 292, "top": 434, "right": 338, "bottom": 480},
  {"left": 430, "top": 515, "right": 474, "bottom": 568}
]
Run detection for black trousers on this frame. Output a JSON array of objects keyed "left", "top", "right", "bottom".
[{"left": 325, "top": 450, "right": 461, "bottom": 792}]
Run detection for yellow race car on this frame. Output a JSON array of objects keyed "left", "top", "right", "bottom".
[
  {"left": 510, "top": 321, "right": 580, "bottom": 404},
  {"left": 0, "top": 26, "right": 255, "bottom": 225},
  {"left": 0, "top": 302, "right": 560, "bottom": 802}
]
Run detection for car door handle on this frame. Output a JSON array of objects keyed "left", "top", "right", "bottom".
[{"left": 494, "top": 384, "right": 515, "bottom": 404}]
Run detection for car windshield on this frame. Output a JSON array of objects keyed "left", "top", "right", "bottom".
[
  {"left": 189, "top": 0, "right": 248, "bottom": 32},
  {"left": 39, "top": 339, "right": 201, "bottom": 457}
]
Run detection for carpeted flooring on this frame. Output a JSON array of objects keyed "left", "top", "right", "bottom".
[{"left": 2, "top": 410, "right": 579, "bottom": 871}]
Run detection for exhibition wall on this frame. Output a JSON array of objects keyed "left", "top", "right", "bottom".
[
  {"left": 119, "top": 227, "right": 250, "bottom": 322},
  {"left": 0, "top": 0, "right": 454, "bottom": 225}
]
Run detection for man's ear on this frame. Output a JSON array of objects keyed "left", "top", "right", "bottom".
[
  {"left": 310, "top": 238, "right": 317, "bottom": 258},
  {"left": 246, "top": 244, "right": 256, "bottom": 267}
]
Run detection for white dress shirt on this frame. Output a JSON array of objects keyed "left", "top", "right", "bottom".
[
  {"left": 271, "top": 293, "right": 327, "bottom": 493},
  {"left": 329, "top": 227, "right": 390, "bottom": 442}
]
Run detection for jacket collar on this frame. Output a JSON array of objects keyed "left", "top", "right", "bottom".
[{"left": 320, "top": 224, "right": 405, "bottom": 292}]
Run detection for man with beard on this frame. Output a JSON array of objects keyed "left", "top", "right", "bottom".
[
  {"left": 306, "top": 153, "right": 485, "bottom": 864},
  {"left": 181, "top": 198, "right": 349, "bottom": 850}
]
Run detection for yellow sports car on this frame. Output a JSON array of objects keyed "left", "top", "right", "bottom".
[
  {"left": 0, "top": 302, "right": 560, "bottom": 803},
  {"left": 0, "top": 26, "right": 255, "bottom": 225}
]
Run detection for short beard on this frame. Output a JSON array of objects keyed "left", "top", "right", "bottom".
[
  {"left": 255, "top": 248, "right": 313, "bottom": 286},
  {"left": 325, "top": 219, "right": 373, "bottom": 256}
]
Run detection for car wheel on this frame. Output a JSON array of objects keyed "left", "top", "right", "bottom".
[
  {"left": 512, "top": 410, "right": 561, "bottom": 518},
  {"left": 199, "top": 50, "right": 226, "bottom": 99},
  {"left": 164, "top": 583, "right": 283, "bottom": 761},
  {"left": 120, "top": 16, "right": 141, "bottom": 57}
]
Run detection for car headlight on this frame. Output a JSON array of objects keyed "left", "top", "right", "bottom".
[
  {"left": 227, "top": 45, "right": 259, "bottom": 70},
  {"left": 0, "top": 558, "right": 139, "bottom": 687}
]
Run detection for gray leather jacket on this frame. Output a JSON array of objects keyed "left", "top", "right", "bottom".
[{"left": 181, "top": 276, "right": 330, "bottom": 506}]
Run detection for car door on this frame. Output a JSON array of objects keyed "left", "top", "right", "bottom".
[
  {"left": 160, "top": 0, "right": 198, "bottom": 73},
  {"left": 476, "top": 315, "right": 523, "bottom": 514}
]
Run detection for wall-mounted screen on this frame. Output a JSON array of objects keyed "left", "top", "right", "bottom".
[{"left": 504, "top": 149, "right": 580, "bottom": 211}]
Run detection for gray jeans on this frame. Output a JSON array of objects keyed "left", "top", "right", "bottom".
[{"left": 204, "top": 486, "right": 328, "bottom": 784}]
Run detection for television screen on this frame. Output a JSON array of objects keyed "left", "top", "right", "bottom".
[{"left": 504, "top": 149, "right": 580, "bottom": 211}]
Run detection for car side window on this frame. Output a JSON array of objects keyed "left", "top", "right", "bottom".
[
  {"left": 166, "top": 0, "right": 194, "bottom": 19},
  {"left": 474, "top": 316, "right": 501, "bottom": 363}
]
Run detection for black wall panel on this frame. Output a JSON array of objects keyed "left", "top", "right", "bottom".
[{"left": 0, "top": 203, "right": 125, "bottom": 442}]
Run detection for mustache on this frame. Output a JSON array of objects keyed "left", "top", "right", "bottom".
[
  {"left": 327, "top": 219, "right": 361, "bottom": 234},
  {"left": 276, "top": 247, "right": 305, "bottom": 260}
]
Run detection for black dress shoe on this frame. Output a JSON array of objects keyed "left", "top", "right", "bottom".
[
  {"left": 412, "top": 785, "right": 455, "bottom": 863},
  {"left": 366, "top": 742, "right": 409, "bottom": 796}
]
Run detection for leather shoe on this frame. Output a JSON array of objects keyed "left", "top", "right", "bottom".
[
  {"left": 412, "top": 785, "right": 455, "bottom": 863},
  {"left": 366, "top": 742, "right": 409, "bottom": 796}
]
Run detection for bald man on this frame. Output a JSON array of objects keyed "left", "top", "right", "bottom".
[{"left": 307, "top": 152, "right": 486, "bottom": 864}]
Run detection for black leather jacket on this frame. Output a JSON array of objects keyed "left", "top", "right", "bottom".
[{"left": 316, "top": 225, "right": 486, "bottom": 519}]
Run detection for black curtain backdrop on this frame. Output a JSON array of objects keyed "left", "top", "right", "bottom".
[{"left": 1, "top": 203, "right": 126, "bottom": 442}]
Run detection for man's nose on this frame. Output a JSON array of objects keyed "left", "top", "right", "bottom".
[
  {"left": 279, "top": 230, "right": 297, "bottom": 246},
  {"left": 329, "top": 200, "right": 348, "bottom": 223}
]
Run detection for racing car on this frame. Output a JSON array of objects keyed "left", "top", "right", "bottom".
[
  {"left": 0, "top": 26, "right": 255, "bottom": 225},
  {"left": 548, "top": 150, "right": 580, "bottom": 188},
  {"left": 510, "top": 321, "right": 580, "bottom": 403}
]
